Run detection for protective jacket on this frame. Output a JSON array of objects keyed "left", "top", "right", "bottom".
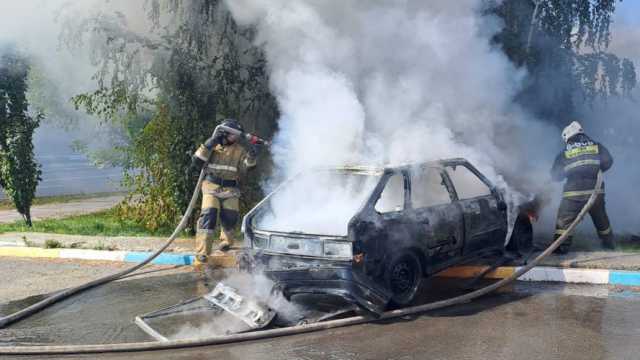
[
  {"left": 550, "top": 133, "right": 615, "bottom": 253},
  {"left": 551, "top": 134, "right": 613, "bottom": 197},
  {"left": 194, "top": 141, "right": 257, "bottom": 185}
]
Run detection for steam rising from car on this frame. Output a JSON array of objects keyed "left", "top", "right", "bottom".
[
  {"left": 226, "top": 0, "right": 533, "bottom": 238},
  {"left": 256, "top": 170, "right": 381, "bottom": 235}
]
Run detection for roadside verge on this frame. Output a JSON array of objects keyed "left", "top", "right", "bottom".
[{"left": 2, "top": 245, "right": 640, "bottom": 287}]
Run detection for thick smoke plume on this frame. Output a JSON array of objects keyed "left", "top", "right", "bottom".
[
  {"left": 226, "top": 0, "right": 539, "bottom": 235},
  {"left": 227, "top": 1, "right": 529, "bottom": 173}
]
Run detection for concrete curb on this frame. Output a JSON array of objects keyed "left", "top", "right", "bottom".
[
  {"left": 2, "top": 246, "right": 640, "bottom": 286},
  {"left": 437, "top": 265, "right": 640, "bottom": 287},
  {"left": 0, "top": 247, "right": 193, "bottom": 266}
]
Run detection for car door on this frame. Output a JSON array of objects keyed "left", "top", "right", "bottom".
[
  {"left": 373, "top": 171, "right": 412, "bottom": 248},
  {"left": 407, "top": 166, "right": 463, "bottom": 255},
  {"left": 352, "top": 171, "right": 410, "bottom": 279},
  {"left": 444, "top": 163, "right": 506, "bottom": 253}
]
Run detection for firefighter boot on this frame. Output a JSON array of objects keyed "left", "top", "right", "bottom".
[
  {"left": 193, "top": 254, "right": 208, "bottom": 272},
  {"left": 600, "top": 232, "right": 616, "bottom": 250},
  {"left": 552, "top": 232, "right": 572, "bottom": 255},
  {"left": 218, "top": 228, "right": 234, "bottom": 252}
]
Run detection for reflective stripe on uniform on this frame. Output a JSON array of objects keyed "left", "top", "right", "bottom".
[
  {"left": 197, "top": 229, "right": 216, "bottom": 234},
  {"left": 564, "top": 144, "right": 599, "bottom": 159},
  {"left": 207, "top": 164, "right": 238, "bottom": 172},
  {"left": 564, "top": 159, "right": 601, "bottom": 172},
  {"left": 555, "top": 229, "right": 567, "bottom": 235},
  {"left": 598, "top": 227, "right": 612, "bottom": 235},
  {"left": 244, "top": 157, "right": 256, "bottom": 168},
  {"left": 563, "top": 189, "right": 604, "bottom": 198},
  {"left": 195, "top": 144, "right": 211, "bottom": 161}
]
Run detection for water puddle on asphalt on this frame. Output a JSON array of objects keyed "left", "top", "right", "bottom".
[
  {"left": 1, "top": 272, "right": 639, "bottom": 347},
  {"left": 0, "top": 272, "right": 205, "bottom": 346}
]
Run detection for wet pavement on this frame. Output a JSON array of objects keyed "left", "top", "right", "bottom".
[
  {"left": 0, "top": 271, "right": 206, "bottom": 346},
  {"left": 1, "top": 268, "right": 639, "bottom": 359},
  {"left": 0, "top": 257, "right": 191, "bottom": 303}
]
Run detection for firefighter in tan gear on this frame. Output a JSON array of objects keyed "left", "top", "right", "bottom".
[
  {"left": 190, "top": 119, "right": 257, "bottom": 267},
  {"left": 551, "top": 121, "right": 615, "bottom": 254}
]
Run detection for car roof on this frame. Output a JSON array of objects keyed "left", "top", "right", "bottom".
[{"left": 334, "top": 158, "right": 470, "bottom": 174}]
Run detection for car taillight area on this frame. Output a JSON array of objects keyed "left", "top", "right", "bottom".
[{"left": 251, "top": 230, "right": 353, "bottom": 260}]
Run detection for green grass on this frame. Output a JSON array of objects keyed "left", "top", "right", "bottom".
[
  {"left": 0, "top": 209, "right": 174, "bottom": 237},
  {"left": 0, "top": 192, "right": 126, "bottom": 211},
  {"left": 0, "top": 207, "right": 246, "bottom": 242},
  {"left": 618, "top": 242, "right": 640, "bottom": 253}
]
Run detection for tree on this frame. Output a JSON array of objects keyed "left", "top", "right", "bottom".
[
  {"left": 0, "top": 47, "right": 42, "bottom": 226},
  {"left": 64, "top": 1, "right": 278, "bottom": 231},
  {"left": 491, "top": 0, "right": 637, "bottom": 123}
]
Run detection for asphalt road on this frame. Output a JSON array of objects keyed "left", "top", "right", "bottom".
[
  {"left": 0, "top": 154, "right": 122, "bottom": 200},
  {"left": 0, "top": 257, "right": 190, "bottom": 303},
  {"left": 1, "top": 122, "right": 123, "bottom": 200},
  {"left": 1, "top": 258, "right": 640, "bottom": 359}
]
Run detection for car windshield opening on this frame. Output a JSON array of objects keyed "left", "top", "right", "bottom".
[{"left": 254, "top": 170, "right": 381, "bottom": 236}]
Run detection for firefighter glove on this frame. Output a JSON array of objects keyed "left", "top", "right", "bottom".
[{"left": 204, "top": 131, "right": 224, "bottom": 149}]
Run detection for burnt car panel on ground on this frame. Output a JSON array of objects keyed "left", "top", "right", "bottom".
[{"left": 242, "top": 158, "right": 531, "bottom": 314}]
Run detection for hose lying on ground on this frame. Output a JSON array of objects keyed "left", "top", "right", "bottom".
[
  {"left": 0, "top": 168, "right": 206, "bottom": 330},
  {"left": 0, "top": 172, "right": 603, "bottom": 355},
  {"left": 0, "top": 124, "right": 243, "bottom": 329}
]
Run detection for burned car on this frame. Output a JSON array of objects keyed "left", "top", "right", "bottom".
[{"left": 241, "top": 158, "right": 533, "bottom": 314}]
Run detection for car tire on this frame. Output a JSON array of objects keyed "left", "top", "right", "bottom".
[
  {"left": 385, "top": 252, "right": 422, "bottom": 307},
  {"left": 507, "top": 215, "right": 533, "bottom": 254}
]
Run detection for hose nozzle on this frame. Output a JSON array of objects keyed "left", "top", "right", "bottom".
[{"left": 217, "top": 125, "right": 271, "bottom": 147}]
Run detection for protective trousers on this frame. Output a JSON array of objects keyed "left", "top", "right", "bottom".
[
  {"left": 195, "top": 180, "right": 240, "bottom": 258},
  {"left": 554, "top": 193, "right": 614, "bottom": 249}
]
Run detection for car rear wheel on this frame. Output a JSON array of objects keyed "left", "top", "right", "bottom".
[{"left": 385, "top": 252, "right": 422, "bottom": 307}]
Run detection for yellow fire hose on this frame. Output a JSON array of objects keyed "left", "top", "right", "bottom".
[{"left": 0, "top": 172, "right": 604, "bottom": 355}]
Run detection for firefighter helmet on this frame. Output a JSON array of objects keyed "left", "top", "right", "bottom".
[
  {"left": 562, "top": 121, "right": 584, "bottom": 143},
  {"left": 220, "top": 118, "right": 244, "bottom": 134}
]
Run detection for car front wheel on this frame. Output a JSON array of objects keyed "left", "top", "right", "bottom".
[{"left": 385, "top": 252, "right": 422, "bottom": 307}]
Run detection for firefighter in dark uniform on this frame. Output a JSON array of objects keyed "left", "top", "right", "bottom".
[
  {"left": 551, "top": 121, "right": 615, "bottom": 254},
  {"left": 190, "top": 119, "right": 257, "bottom": 268}
]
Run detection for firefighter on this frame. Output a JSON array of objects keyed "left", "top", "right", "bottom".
[
  {"left": 190, "top": 119, "right": 258, "bottom": 267},
  {"left": 551, "top": 121, "right": 615, "bottom": 254}
]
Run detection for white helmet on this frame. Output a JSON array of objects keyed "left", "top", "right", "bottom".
[{"left": 562, "top": 121, "right": 584, "bottom": 143}]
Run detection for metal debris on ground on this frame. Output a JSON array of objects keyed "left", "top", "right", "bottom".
[
  {"left": 134, "top": 282, "right": 276, "bottom": 342},
  {"left": 204, "top": 283, "right": 276, "bottom": 329}
]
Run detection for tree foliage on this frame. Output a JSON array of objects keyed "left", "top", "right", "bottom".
[
  {"left": 492, "top": 0, "right": 637, "bottom": 122},
  {"left": 0, "top": 48, "right": 42, "bottom": 226},
  {"left": 65, "top": 1, "right": 277, "bottom": 231}
]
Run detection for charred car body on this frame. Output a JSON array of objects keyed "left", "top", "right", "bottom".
[{"left": 241, "top": 158, "right": 533, "bottom": 315}]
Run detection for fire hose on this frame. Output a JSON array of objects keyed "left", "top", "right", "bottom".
[
  {"left": 0, "top": 124, "right": 265, "bottom": 330},
  {"left": 0, "top": 170, "right": 603, "bottom": 355}
]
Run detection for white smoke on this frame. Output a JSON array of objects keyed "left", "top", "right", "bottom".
[
  {"left": 574, "top": 5, "right": 640, "bottom": 236},
  {"left": 226, "top": 0, "right": 536, "bottom": 235},
  {"left": 0, "top": 0, "right": 151, "bottom": 135},
  {"left": 0, "top": 1, "right": 151, "bottom": 195}
]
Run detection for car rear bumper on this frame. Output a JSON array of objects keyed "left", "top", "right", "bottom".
[{"left": 252, "top": 252, "right": 390, "bottom": 315}]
